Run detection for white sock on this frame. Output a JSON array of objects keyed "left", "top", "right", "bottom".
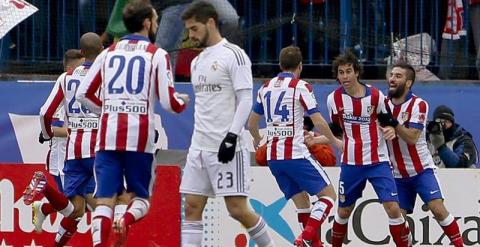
[
  {"left": 114, "top": 204, "right": 128, "bottom": 222},
  {"left": 181, "top": 220, "right": 203, "bottom": 247},
  {"left": 247, "top": 217, "right": 274, "bottom": 247},
  {"left": 126, "top": 197, "right": 150, "bottom": 221}
]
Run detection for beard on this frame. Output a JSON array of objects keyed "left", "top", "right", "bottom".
[
  {"left": 388, "top": 82, "right": 406, "bottom": 99},
  {"left": 192, "top": 29, "right": 210, "bottom": 48},
  {"left": 148, "top": 27, "right": 157, "bottom": 43}
]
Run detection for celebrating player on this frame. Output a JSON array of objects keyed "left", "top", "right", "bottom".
[
  {"left": 327, "top": 50, "right": 410, "bottom": 247},
  {"left": 385, "top": 62, "right": 463, "bottom": 246},
  {"left": 76, "top": 1, "right": 189, "bottom": 246},
  {"left": 248, "top": 45, "right": 342, "bottom": 247}
]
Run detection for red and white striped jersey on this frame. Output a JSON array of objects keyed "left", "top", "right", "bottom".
[
  {"left": 385, "top": 92, "right": 435, "bottom": 178},
  {"left": 39, "top": 62, "right": 99, "bottom": 160},
  {"left": 326, "top": 84, "right": 390, "bottom": 165},
  {"left": 253, "top": 73, "right": 317, "bottom": 160},
  {"left": 76, "top": 35, "right": 186, "bottom": 154}
]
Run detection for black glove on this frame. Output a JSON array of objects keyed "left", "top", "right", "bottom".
[
  {"left": 38, "top": 131, "right": 51, "bottom": 144},
  {"left": 329, "top": 122, "right": 343, "bottom": 137},
  {"left": 154, "top": 130, "right": 159, "bottom": 143},
  {"left": 218, "top": 132, "right": 238, "bottom": 164},
  {"left": 377, "top": 112, "right": 399, "bottom": 127}
]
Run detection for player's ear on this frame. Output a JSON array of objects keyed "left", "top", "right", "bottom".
[{"left": 143, "top": 18, "right": 151, "bottom": 31}]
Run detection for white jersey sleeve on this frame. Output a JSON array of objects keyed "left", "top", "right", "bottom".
[
  {"left": 76, "top": 49, "right": 108, "bottom": 114},
  {"left": 40, "top": 73, "right": 66, "bottom": 139},
  {"left": 298, "top": 81, "right": 318, "bottom": 113},
  {"left": 228, "top": 47, "right": 253, "bottom": 91}
]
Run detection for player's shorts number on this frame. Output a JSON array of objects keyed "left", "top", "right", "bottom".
[
  {"left": 108, "top": 55, "right": 145, "bottom": 95},
  {"left": 339, "top": 181, "right": 345, "bottom": 195},
  {"left": 67, "top": 79, "right": 90, "bottom": 114},
  {"left": 217, "top": 172, "right": 233, "bottom": 189},
  {"left": 265, "top": 90, "right": 290, "bottom": 122}
]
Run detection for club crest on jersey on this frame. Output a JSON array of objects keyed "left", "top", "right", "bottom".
[
  {"left": 401, "top": 112, "right": 410, "bottom": 122},
  {"left": 211, "top": 61, "right": 219, "bottom": 71},
  {"left": 274, "top": 78, "right": 283, "bottom": 87},
  {"left": 366, "top": 106, "right": 375, "bottom": 115}
]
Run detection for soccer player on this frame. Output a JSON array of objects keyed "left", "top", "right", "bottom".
[
  {"left": 23, "top": 33, "right": 103, "bottom": 246},
  {"left": 248, "top": 45, "right": 342, "bottom": 247},
  {"left": 179, "top": 2, "right": 274, "bottom": 246},
  {"left": 39, "top": 49, "right": 84, "bottom": 193},
  {"left": 76, "top": 1, "right": 189, "bottom": 246},
  {"left": 327, "top": 50, "right": 410, "bottom": 247},
  {"left": 385, "top": 62, "right": 463, "bottom": 246}
]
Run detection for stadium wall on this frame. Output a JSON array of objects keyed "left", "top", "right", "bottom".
[{"left": 0, "top": 80, "right": 478, "bottom": 164}]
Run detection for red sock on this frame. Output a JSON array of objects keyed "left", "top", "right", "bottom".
[
  {"left": 123, "top": 212, "right": 135, "bottom": 226},
  {"left": 332, "top": 220, "right": 348, "bottom": 247},
  {"left": 55, "top": 217, "right": 79, "bottom": 247},
  {"left": 43, "top": 184, "right": 69, "bottom": 212},
  {"left": 297, "top": 212, "right": 310, "bottom": 229},
  {"left": 442, "top": 220, "right": 463, "bottom": 247},
  {"left": 389, "top": 223, "right": 409, "bottom": 247},
  {"left": 304, "top": 198, "right": 333, "bottom": 240},
  {"left": 40, "top": 202, "right": 55, "bottom": 215}
]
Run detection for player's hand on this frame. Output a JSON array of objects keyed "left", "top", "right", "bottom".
[
  {"left": 218, "top": 132, "right": 238, "bottom": 164},
  {"left": 380, "top": 126, "right": 396, "bottom": 140},
  {"left": 429, "top": 132, "right": 445, "bottom": 150},
  {"left": 304, "top": 131, "right": 315, "bottom": 147},
  {"left": 252, "top": 135, "right": 263, "bottom": 150},
  {"left": 177, "top": 93, "right": 190, "bottom": 105},
  {"left": 378, "top": 112, "right": 399, "bottom": 127},
  {"left": 38, "top": 131, "right": 51, "bottom": 144}
]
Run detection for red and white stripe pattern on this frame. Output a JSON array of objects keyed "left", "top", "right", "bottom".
[
  {"left": 386, "top": 94, "right": 435, "bottom": 178},
  {"left": 257, "top": 75, "right": 316, "bottom": 160},
  {"left": 327, "top": 85, "right": 390, "bottom": 165},
  {"left": 76, "top": 36, "right": 186, "bottom": 154}
]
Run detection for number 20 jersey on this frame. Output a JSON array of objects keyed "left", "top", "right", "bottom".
[
  {"left": 77, "top": 35, "right": 186, "bottom": 154},
  {"left": 254, "top": 74, "right": 319, "bottom": 160}
]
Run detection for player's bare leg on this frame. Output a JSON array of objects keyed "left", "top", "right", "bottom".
[
  {"left": 92, "top": 197, "right": 117, "bottom": 247},
  {"left": 225, "top": 196, "right": 274, "bottom": 247},
  {"left": 182, "top": 194, "right": 208, "bottom": 247},
  {"left": 332, "top": 204, "right": 355, "bottom": 247},
  {"left": 383, "top": 201, "right": 409, "bottom": 247},
  {"left": 428, "top": 199, "right": 463, "bottom": 247},
  {"left": 111, "top": 191, "right": 132, "bottom": 247}
]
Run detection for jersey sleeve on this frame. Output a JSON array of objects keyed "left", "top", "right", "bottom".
[
  {"left": 76, "top": 49, "right": 107, "bottom": 114},
  {"left": 376, "top": 90, "right": 389, "bottom": 114},
  {"left": 252, "top": 85, "right": 264, "bottom": 115},
  {"left": 408, "top": 99, "right": 428, "bottom": 130},
  {"left": 326, "top": 92, "right": 337, "bottom": 123},
  {"left": 229, "top": 49, "right": 253, "bottom": 91},
  {"left": 298, "top": 82, "right": 319, "bottom": 115},
  {"left": 39, "top": 73, "right": 66, "bottom": 139},
  {"left": 154, "top": 49, "right": 186, "bottom": 113}
]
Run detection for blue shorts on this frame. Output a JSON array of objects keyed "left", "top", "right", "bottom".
[
  {"left": 52, "top": 174, "right": 64, "bottom": 194},
  {"left": 395, "top": 168, "right": 444, "bottom": 214},
  {"left": 268, "top": 156, "right": 331, "bottom": 200},
  {"left": 94, "top": 151, "right": 154, "bottom": 199},
  {"left": 338, "top": 162, "right": 398, "bottom": 208},
  {"left": 63, "top": 158, "right": 95, "bottom": 198}
]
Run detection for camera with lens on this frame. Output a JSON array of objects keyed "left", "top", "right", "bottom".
[{"left": 426, "top": 119, "right": 445, "bottom": 134}]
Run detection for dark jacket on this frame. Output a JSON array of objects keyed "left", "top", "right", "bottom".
[
  {"left": 152, "top": 0, "right": 193, "bottom": 12},
  {"left": 430, "top": 123, "right": 479, "bottom": 168}
]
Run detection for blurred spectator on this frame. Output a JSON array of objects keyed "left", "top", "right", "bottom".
[
  {"left": 439, "top": 0, "right": 469, "bottom": 79},
  {"left": 427, "top": 105, "right": 479, "bottom": 168},
  {"left": 470, "top": 0, "right": 480, "bottom": 79},
  {"left": 103, "top": 0, "right": 130, "bottom": 43}
]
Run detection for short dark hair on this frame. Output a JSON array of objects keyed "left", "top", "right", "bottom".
[
  {"left": 123, "top": 0, "right": 154, "bottom": 33},
  {"left": 181, "top": 1, "right": 218, "bottom": 25},
  {"left": 63, "top": 49, "right": 83, "bottom": 65},
  {"left": 279, "top": 46, "right": 302, "bottom": 71},
  {"left": 392, "top": 61, "right": 416, "bottom": 85},
  {"left": 332, "top": 49, "right": 363, "bottom": 78}
]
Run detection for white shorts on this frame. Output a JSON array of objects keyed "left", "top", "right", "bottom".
[{"left": 180, "top": 148, "right": 250, "bottom": 197}]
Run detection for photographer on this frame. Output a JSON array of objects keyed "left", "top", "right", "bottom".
[{"left": 427, "top": 105, "right": 479, "bottom": 168}]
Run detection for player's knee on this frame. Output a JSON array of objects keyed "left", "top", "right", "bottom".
[
  {"left": 383, "top": 202, "right": 402, "bottom": 218},
  {"left": 337, "top": 207, "right": 353, "bottom": 219},
  {"left": 428, "top": 200, "right": 448, "bottom": 219}
]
